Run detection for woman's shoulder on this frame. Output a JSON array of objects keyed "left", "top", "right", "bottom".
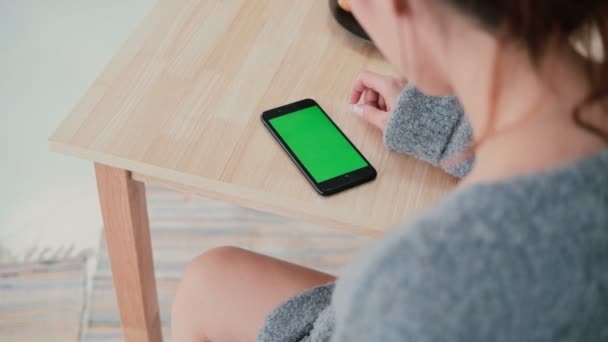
[
  {"left": 402, "top": 148, "right": 608, "bottom": 255},
  {"left": 332, "top": 153, "right": 608, "bottom": 341},
  {"left": 343, "top": 150, "right": 608, "bottom": 292}
]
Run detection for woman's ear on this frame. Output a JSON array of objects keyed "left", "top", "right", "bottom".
[{"left": 392, "top": 0, "right": 410, "bottom": 16}]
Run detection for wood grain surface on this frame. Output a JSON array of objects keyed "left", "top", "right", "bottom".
[
  {"left": 95, "top": 164, "right": 162, "bottom": 342},
  {"left": 50, "top": 0, "right": 456, "bottom": 233}
]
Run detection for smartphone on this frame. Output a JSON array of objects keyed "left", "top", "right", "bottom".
[{"left": 261, "top": 99, "right": 377, "bottom": 196}]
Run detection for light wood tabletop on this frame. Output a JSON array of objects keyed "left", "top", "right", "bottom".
[{"left": 49, "top": 0, "right": 456, "bottom": 341}]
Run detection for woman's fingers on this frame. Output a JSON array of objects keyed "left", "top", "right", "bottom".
[
  {"left": 378, "top": 96, "right": 387, "bottom": 111},
  {"left": 364, "top": 89, "right": 379, "bottom": 107},
  {"left": 350, "top": 71, "right": 395, "bottom": 104},
  {"left": 349, "top": 70, "right": 406, "bottom": 131},
  {"left": 352, "top": 104, "right": 390, "bottom": 131}
]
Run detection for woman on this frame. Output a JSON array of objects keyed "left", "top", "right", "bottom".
[{"left": 172, "top": 0, "right": 608, "bottom": 341}]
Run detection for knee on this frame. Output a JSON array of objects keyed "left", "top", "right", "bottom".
[
  {"left": 177, "top": 246, "right": 247, "bottom": 292},
  {"left": 171, "top": 246, "right": 247, "bottom": 339},
  {"left": 185, "top": 246, "right": 247, "bottom": 279}
]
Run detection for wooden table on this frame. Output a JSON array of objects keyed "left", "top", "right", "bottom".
[{"left": 49, "top": 0, "right": 456, "bottom": 340}]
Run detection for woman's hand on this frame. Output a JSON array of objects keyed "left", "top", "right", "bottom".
[{"left": 350, "top": 71, "right": 406, "bottom": 131}]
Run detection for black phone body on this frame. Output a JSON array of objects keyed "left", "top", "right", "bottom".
[{"left": 261, "top": 99, "right": 377, "bottom": 196}]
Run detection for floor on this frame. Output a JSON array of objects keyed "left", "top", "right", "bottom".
[{"left": 0, "top": 0, "right": 156, "bottom": 263}]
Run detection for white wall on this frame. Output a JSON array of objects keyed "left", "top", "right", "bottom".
[{"left": 0, "top": 0, "right": 156, "bottom": 261}]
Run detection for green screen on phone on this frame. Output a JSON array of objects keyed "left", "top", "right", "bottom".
[{"left": 269, "top": 105, "right": 369, "bottom": 183}]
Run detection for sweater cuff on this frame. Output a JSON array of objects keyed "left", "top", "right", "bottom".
[
  {"left": 384, "top": 85, "right": 473, "bottom": 178},
  {"left": 257, "top": 283, "right": 335, "bottom": 342}
]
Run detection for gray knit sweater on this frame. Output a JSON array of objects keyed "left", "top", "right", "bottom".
[{"left": 257, "top": 85, "right": 608, "bottom": 342}]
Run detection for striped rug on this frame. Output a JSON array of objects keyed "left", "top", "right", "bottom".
[
  {"left": 85, "top": 186, "right": 373, "bottom": 341},
  {"left": 0, "top": 257, "right": 86, "bottom": 342}
]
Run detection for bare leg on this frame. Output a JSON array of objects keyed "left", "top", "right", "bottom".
[{"left": 171, "top": 246, "right": 335, "bottom": 342}]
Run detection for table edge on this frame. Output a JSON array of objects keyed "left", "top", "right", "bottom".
[{"left": 49, "top": 139, "right": 384, "bottom": 237}]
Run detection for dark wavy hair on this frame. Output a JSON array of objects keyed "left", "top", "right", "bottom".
[{"left": 444, "top": 0, "right": 608, "bottom": 142}]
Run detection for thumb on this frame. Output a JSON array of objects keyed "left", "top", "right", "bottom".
[{"left": 352, "top": 104, "right": 389, "bottom": 130}]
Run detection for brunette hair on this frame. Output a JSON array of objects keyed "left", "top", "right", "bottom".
[{"left": 444, "top": 0, "right": 608, "bottom": 141}]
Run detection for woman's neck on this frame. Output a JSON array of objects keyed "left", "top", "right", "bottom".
[{"left": 451, "top": 42, "right": 607, "bottom": 187}]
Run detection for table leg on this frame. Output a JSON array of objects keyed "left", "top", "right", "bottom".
[{"left": 95, "top": 164, "right": 162, "bottom": 342}]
